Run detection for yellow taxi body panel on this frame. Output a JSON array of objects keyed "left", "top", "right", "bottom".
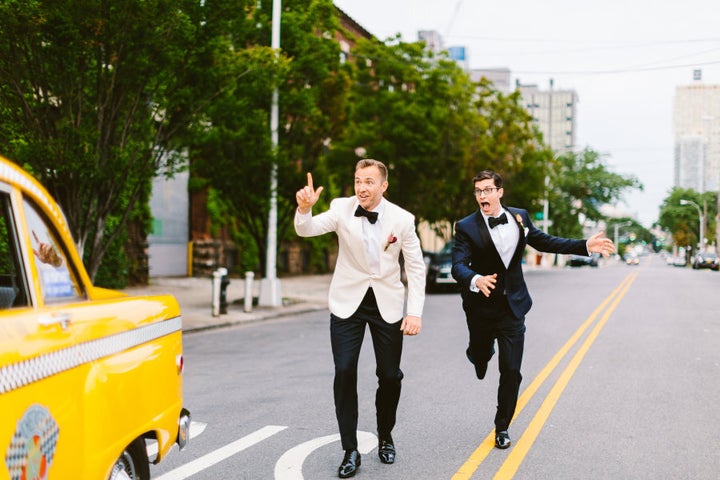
[{"left": 0, "top": 155, "right": 188, "bottom": 479}]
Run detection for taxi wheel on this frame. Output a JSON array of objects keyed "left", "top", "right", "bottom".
[{"left": 109, "top": 438, "right": 150, "bottom": 480}]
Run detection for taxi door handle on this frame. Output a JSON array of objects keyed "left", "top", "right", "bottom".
[{"left": 38, "top": 312, "right": 72, "bottom": 330}]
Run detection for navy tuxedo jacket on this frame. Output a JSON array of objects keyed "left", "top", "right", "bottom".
[{"left": 451, "top": 206, "right": 589, "bottom": 320}]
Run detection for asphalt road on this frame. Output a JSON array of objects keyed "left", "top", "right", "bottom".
[{"left": 150, "top": 254, "right": 720, "bottom": 480}]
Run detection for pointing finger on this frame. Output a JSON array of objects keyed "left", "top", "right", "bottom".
[{"left": 306, "top": 172, "right": 313, "bottom": 191}]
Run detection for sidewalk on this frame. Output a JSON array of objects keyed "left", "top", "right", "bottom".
[{"left": 121, "top": 274, "right": 332, "bottom": 333}]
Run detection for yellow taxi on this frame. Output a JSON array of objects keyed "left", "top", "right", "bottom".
[{"left": 0, "top": 156, "right": 189, "bottom": 479}]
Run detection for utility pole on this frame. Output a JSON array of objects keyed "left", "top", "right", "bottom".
[
  {"left": 542, "top": 78, "right": 553, "bottom": 234},
  {"left": 259, "top": 0, "right": 282, "bottom": 306}
]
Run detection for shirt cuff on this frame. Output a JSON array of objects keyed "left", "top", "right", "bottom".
[{"left": 469, "top": 274, "right": 481, "bottom": 292}]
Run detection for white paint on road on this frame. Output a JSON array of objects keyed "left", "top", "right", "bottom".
[
  {"left": 155, "top": 425, "right": 288, "bottom": 480},
  {"left": 274, "top": 430, "right": 377, "bottom": 480}
]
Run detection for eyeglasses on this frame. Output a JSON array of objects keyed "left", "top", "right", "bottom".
[{"left": 473, "top": 187, "right": 500, "bottom": 196}]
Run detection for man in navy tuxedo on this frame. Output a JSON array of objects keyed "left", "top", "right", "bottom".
[
  {"left": 295, "top": 159, "right": 426, "bottom": 478},
  {"left": 451, "top": 170, "right": 615, "bottom": 450}
]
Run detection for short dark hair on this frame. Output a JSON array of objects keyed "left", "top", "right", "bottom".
[
  {"left": 472, "top": 170, "right": 503, "bottom": 188},
  {"left": 356, "top": 159, "right": 388, "bottom": 182}
]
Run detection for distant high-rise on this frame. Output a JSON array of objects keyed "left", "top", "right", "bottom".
[
  {"left": 674, "top": 136, "right": 707, "bottom": 191},
  {"left": 470, "top": 68, "right": 511, "bottom": 93},
  {"left": 673, "top": 84, "right": 720, "bottom": 192},
  {"left": 417, "top": 30, "right": 444, "bottom": 54},
  {"left": 447, "top": 46, "right": 469, "bottom": 71},
  {"left": 516, "top": 80, "right": 578, "bottom": 153}
]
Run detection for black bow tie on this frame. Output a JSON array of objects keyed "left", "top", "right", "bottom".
[
  {"left": 354, "top": 205, "right": 378, "bottom": 224},
  {"left": 488, "top": 212, "right": 508, "bottom": 229}
]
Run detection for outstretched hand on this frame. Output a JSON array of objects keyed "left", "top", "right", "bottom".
[
  {"left": 295, "top": 172, "right": 324, "bottom": 214},
  {"left": 587, "top": 231, "right": 616, "bottom": 257},
  {"left": 32, "top": 230, "right": 63, "bottom": 267}
]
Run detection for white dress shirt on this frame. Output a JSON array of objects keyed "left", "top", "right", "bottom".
[
  {"left": 469, "top": 208, "right": 519, "bottom": 293},
  {"left": 360, "top": 200, "right": 385, "bottom": 277}
]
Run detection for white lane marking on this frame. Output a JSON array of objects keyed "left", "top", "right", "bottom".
[
  {"left": 274, "top": 431, "right": 377, "bottom": 480},
  {"left": 155, "top": 425, "right": 288, "bottom": 480},
  {"left": 147, "top": 421, "right": 207, "bottom": 459}
]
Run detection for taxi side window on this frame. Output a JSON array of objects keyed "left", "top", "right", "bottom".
[
  {"left": 23, "top": 199, "right": 83, "bottom": 303},
  {"left": 0, "top": 193, "right": 29, "bottom": 308}
]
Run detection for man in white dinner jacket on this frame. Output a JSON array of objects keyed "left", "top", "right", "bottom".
[{"left": 294, "top": 159, "right": 426, "bottom": 478}]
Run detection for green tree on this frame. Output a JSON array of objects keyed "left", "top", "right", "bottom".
[
  {"left": 467, "top": 81, "right": 550, "bottom": 217},
  {"left": 189, "top": 0, "right": 350, "bottom": 273},
  {"left": 658, "top": 188, "right": 717, "bottom": 251},
  {"left": 325, "top": 38, "right": 547, "bottom": 243},
  {"left": 548, "top": 148, "right": 642, "bottom": 238},
  {"left": 0, "top": 0, "right": 219, "bottom": 280}
]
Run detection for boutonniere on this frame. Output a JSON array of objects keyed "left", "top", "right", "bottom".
[
  {"left": 515, "top": 214, "right": 529, "bottom": 237},
  {"left": 384, "top": 232, "right": 398, "bottom": 251}
]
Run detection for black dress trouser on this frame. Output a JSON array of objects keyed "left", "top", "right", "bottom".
[
  {"left": 330, "top": 288, "right": 404, "bottom": 451},
  {"left": 466, "top": 299, "right": 526, "bottom": 432}
]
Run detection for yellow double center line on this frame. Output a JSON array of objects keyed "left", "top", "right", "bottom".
[{"left": 452, "top": 271, "right": 638, "bottom": 480}]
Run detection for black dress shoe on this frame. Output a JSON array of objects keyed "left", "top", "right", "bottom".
[
  {"left": 495, "top": 430, "right": 511, "bottom": 449},
  {"left": 378, "top": 439, "right": 396, "bottom": 464},
  {"left": 338, "top": 449, "right": 360, "bottom": 478}
]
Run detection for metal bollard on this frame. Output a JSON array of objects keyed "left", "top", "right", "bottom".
[
  {"left": 220, "top": 271, "right": 230, "bottom": 314},
  {"left": 211, "top": 267, "right": 228, "bottom": 317},
  {"left": 244, "top": 271, "right": 254, "bottom": 312}
]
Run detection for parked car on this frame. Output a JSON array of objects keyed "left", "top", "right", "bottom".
[
  {"left": 424, "top": 240, "right": 458, "bottom": 292},
  {"left": 692, "top": 252, "right": 720, "bottom": 271},
  {"left": 568, "top": 253, "right": 600, "bottom": 267},
  {"left": 0, "top": 156, "right": 190, "bottom": 480}
]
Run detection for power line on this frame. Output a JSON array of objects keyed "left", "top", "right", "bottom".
[
  {"left": 444, "top": 0, "right": 464, "bottom": 38},
  {"left": 446, "top": 35, "right": 720, "bottom": 46},
  {"left": 512, "top": 58, "right": 720, "bottom": 76}
]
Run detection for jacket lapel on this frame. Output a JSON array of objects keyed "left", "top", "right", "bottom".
[
  {"left": 507, "top": 208, "right": 526, "bottom": 266},
  {"left": 474, "top": 211, "right": 506, "bottom": 267}
]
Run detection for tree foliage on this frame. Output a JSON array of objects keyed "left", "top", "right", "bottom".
[
  {"left": 0, "top": 0, "right": 649, "bottom": 280},
  {"left": 549, "top": 148, "right": 642, "bottom": 238},
  {"left": 0, "top": 0, "right": 210, "bottom": 280},
  {"left": 189, "top": 0, "right": 349, "bottom": 273},
  {"left": 324, "top": 38, "right": 549, "bottom": 243},
  {"left": 657, "top": 188, "right": 717, "bottom": 250}
]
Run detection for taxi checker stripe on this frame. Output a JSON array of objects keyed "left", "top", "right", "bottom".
[{"left": 0, "top": 316, "right": 182, "bottom": 395}]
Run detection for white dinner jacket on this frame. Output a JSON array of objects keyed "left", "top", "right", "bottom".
[{"left": 294, "top": 196, "right": 426, "bottom": 322}]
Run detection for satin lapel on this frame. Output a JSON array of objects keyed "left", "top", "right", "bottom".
[
  {"left": 474, "top": 211, "right": 505, "bottom": 266},
  {"left": 508, "top": 208, "right": 526, "bottom": 266}
]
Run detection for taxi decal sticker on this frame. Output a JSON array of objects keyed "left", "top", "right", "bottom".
[
  {"left": 5, "top": 404, "right": 59, "bottom": 480},
  {"left": 0, "top": 316, "right": 181, "bottom": 395}
]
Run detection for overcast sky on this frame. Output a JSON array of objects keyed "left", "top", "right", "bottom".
[{"left": 333, "top": 0, "right": 720, "bottom": 227}]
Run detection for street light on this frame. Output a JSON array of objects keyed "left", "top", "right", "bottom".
[{"left": 680, "top": 199, "right": 704, "bottom": 252}]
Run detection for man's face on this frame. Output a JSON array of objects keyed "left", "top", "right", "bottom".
[
  {"left": 474, "top": 179, "right": 503, "bottom": 217},
  {"left": 355, "top": 166, "right": 388, "bottom": 210}
]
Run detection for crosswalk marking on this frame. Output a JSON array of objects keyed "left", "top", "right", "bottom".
[
  {"left": 274, "top": 431, "right": 377, "bottom": 480},
  {"left": 155, "top": 425, "right": 288, "bottom": 480}
]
